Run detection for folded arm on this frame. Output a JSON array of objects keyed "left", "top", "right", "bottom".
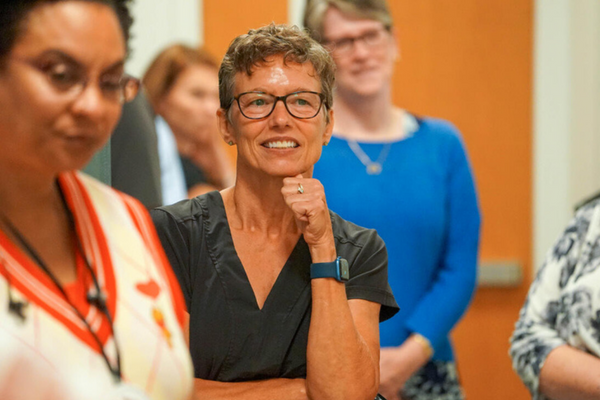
[{"left": 510, "top": 205, "right": 600, "bottom": 399}]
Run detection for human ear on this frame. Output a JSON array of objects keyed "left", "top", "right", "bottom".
[
  {"left": 323, "top": 108, "right": 335, "bottom": 144},
  {"left": 217, "top": 108, "right": 235, "bottom": 145}
]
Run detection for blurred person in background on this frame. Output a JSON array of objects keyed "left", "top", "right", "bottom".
[
  {"left": 110, "top": 91, "right": 163, "bottom": 209},
  {"left": 144, "top": 44, "right": 235, "bottom": 201},
  {"left": 0, "top": 0, "right": 193, "bottom": 398},
  {"left": 152, "top": 24, "right": 399, "bottom": 400},
  {"left": 304, "top": 0, "right": 481, "bottom": 399},
  {"left": 510, "top": 195, "right": 600, "bottom": 400}
]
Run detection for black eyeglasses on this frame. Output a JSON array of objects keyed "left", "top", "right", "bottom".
[
  {"left": 12, "top": 57, "right": 140, "bottom": 104},
  {"left": 323, "top": 27, "right": 390, "bottom": 56},
  {"left": 232, "top": 91, "right": 325, "bottom": 119}
]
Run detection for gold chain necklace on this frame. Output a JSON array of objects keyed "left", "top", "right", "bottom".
[{"left": 347, "top": 140, "right": 393, "bottom": 175}]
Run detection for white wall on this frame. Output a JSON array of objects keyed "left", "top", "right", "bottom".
[
  {"left": 288, "top": 0, "right": 305, "bottom": 28},
  {"left": 569, "top": 2, "right": 600, "bottom": 208},
  {"left": 126, "top": 0, "right": 203, "bottom": 77},
  {"left": 534, "top": 0, "right": 600, "bottom": 269}
]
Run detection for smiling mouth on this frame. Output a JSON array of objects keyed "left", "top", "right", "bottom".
[{"left": 263, "top": 140, "right": 299, "bottom": 149}]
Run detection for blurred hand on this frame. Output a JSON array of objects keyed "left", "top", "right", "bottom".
[
  {"left": 378, "top": 347, "right": 409, "bottom": 400},
  {"left": 0, "top": 352, "right": 69, "bottom": 400},
  {"left": 379, "top": 337, "right": 431, "bottom": 400},
  {"left": 0, "top": 339, "right": 122, "bottom": 400}
]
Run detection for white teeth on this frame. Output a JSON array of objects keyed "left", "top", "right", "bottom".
[{"left": 266, "top": 141, "right": 298, "bottom": 149}]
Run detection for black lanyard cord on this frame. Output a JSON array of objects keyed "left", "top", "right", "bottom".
[
  {"left": 0, "top": 184, "right": 122, "bottom": 382},
  {"left": 1, "top": 257, "right": 28, "bottom": 321}
]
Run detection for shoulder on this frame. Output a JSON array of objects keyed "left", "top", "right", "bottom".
[
  {"left": 329, "top": 211, "right": 384, "bottom": 252},
  {"left": 73, "top": 170, "right": 118, "bottom": 196},
  {"left": 575, "top": 191, "right": 600, "bottom": 213},
  {"left": 415, "top": 115, "right": 459, "bottom": 135},
  {"left": 569, "top": 196, "right": 600, "bottom": 242},
  {"left": 72, "top": 171, "right": 145, "bottom": 212},
  {"left": 152, "top": 191, "right": 220, "bottom": 223},
  {"left": 412, "top": 115, "right": 464, "bottom": 147}
]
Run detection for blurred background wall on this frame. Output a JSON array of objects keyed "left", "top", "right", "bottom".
[
  {"left": 123, "top": 1, "right": 600, "bottom": 398},
  {"left": 126, "top": 0, "right": 203, "bottom": 77}
]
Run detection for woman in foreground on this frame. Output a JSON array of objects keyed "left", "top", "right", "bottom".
[
  {"left": 152, "top": 24, "right": 398, "bottom": 400},
  {"left": 0, "top": 1, "right": 193, "bottom": 399}
]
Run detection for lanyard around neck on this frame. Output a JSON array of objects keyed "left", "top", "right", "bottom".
[{"left": 0, "top": 182, "right": 122, "bottom": 382}]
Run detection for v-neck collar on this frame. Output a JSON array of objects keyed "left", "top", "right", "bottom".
[
  {"left": 0, "top": 171, "right": 117, "bottom": 353},
  {"left": 200, "top": 191, "right": 312, "bottom": 312}
]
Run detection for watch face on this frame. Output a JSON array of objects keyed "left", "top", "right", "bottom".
[{"left": 339, "top": 258, "right": 350, "bottom": 281}]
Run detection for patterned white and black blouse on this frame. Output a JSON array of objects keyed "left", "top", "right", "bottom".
[{"left": 510, "top": 197, "right": 600, "bottom": 399}]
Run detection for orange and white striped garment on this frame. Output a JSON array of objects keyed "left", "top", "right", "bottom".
[{"left": 0, "top": 171, "right": 193, "bottom": 400}]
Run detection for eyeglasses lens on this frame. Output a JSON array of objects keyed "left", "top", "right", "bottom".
[
  {"left": 327, "top": 28, "right": 387, "bottom": 55},
  {"left": 238, "top": 92, "right": 322, "bottom": 119}
]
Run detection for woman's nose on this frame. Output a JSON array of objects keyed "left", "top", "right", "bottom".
[
  {"left": 268, "top": 98, "right": 292, "bottom": 127},
  {"left": 70, "top": 84, "right": 113, "bottom": 121}
]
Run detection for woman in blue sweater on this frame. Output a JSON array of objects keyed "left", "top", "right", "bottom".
[{"left": 304, "top": 1, "right": 481, "bottom": 399}]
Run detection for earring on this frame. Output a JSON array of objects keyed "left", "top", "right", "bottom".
[
  {"left": 228, "top": 141, "right": 234, "bottom": 146},
  {"left": 323, "top": 141, "right": 329, "bottom": 146}
]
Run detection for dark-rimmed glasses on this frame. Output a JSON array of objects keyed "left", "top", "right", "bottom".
[
  {"left": 11, "top": 57, "right": 140, "bottom": 104},
  {"left": 323, "top": 27, "right": 390, "bottom": 56},
  {"left": 232, "top": 91, "right": 325, "bottom": 119}
]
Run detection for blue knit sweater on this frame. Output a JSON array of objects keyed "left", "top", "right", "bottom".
[{"left": 313, "top": 115, "right": 481, "bottom": 361}]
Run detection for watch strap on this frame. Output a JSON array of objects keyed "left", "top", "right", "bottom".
[{"left": 310, "top": 257, "right": 349, "bottom": 282}]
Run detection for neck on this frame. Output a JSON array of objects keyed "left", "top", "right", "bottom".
[
  {"left": 222, "top": 167, "right": 301, "bottom": 237},
  {"left": 0, "top": 163, "right": 62, "bottom": 219},
  {"left": 0, "top": 160, "right": 78, "bottom": 284},
  {"left": 175, "top": 133, "right": 200, "bottom": 158},
  {"left": 181, "top": 136, "right": 235, "bottom": 189},
  {"left": 333, "top": 88, "right": 403, "bottom": 142}
]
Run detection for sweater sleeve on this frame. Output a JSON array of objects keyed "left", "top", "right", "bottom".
[
  {"left": 404, "top": 125, "right": 481, "bottom": 352},
  {"left": 509, "top": 206, "right": 595, "bottom": 399}
]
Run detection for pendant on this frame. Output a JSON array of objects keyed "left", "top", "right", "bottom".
[
  {"left": 8, "top": 297, "right": 29, "bottom": 323},
  {"left": 367, "top": 162, "right": 382, "bottom": 175}
]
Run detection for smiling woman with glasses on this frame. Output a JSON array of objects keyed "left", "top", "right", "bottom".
[
  {"left": 151, "top": 23, "right": 399, "bottom": 400},
  {"left": 0, "top": 1, "right": 193, "bottom": 399},
  {"left": 304, "top": 1, "right": 481, "bottom": 400}
]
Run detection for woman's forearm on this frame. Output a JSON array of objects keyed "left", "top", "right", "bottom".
[
  {"left": 306, "top": 280, "right": 380, "bottom": 400},
  {"left": 192, "top": 377, "right": 308, "bottom": 400},
  {"left": 539, "top": 345, "right": 600, "bottom": 400}
]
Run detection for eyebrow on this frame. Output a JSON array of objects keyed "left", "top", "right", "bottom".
[{"left": 37, "top": 49, "right": 126, "bottom": 73}]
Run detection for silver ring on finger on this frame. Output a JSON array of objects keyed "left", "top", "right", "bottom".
[{"left": 297, "top": 183, "right": 304, "bottom": 194}]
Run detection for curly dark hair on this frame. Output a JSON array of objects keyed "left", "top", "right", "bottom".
[{"left": 0, "top": 0, "right": 134, "bottom": 66}]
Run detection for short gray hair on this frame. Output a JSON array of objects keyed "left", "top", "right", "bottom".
[{"left": 219, "top": 23, "right": 336, "bottom": 121}]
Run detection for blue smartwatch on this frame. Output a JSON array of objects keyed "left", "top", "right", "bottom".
[{"left": 310, "top": 256, "right": 350, "bottom": 282}]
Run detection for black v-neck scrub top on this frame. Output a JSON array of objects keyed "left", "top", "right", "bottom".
[{"left": 151, "top": 191, "right": 399, "bottom": 382}]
